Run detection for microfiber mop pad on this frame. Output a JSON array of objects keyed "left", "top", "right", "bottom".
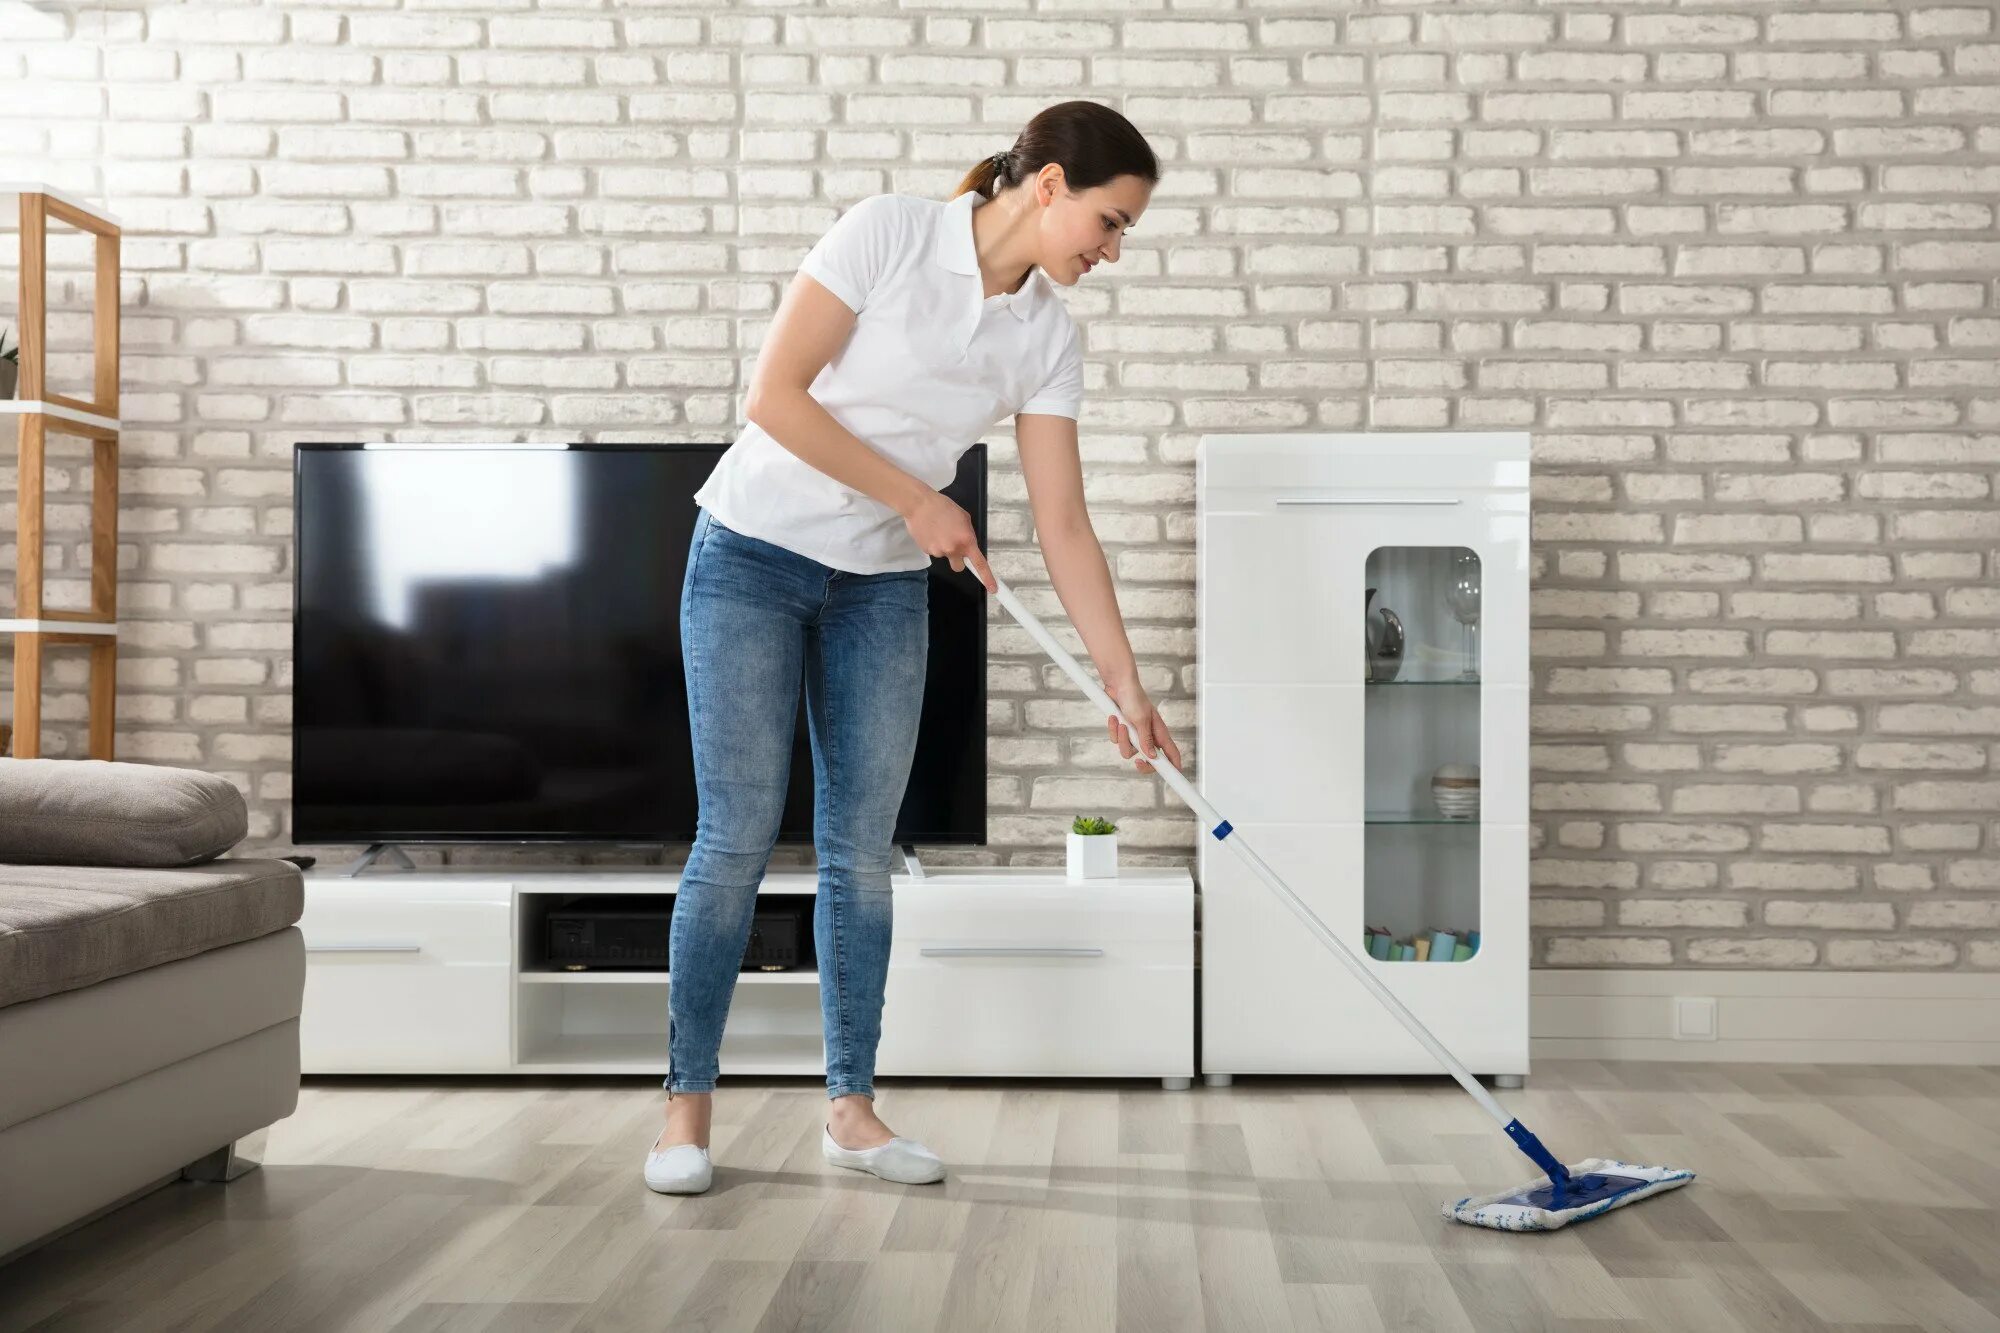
[{"left": 1444, "top": 1158, "right": 1695, "bottom": 1232}]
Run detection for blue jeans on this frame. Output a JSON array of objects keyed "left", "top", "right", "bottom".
[{"left": 666, "top": 506, "right": 928, "bottom": 1102}]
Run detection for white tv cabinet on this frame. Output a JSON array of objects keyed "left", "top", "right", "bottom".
[
  {"left": 1195, "top": 432, "right": 1530, "bottom": 1086},
  {"left": 296, "top": 864, "right": 1195, "bottom": 1087}
]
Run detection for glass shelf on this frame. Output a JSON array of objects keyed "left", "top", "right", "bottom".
[
  {"left": 1364, "top": 812, "right": 1481, "bottom": 826},
  {"left": 1366, "top": 678, "right": 1479, "bottom": 686}
]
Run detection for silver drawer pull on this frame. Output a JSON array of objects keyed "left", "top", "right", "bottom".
[
  {"left": 307, "top": 943, "right": 423, "bottom": 953},
  {"left": 920, "top": 946, "right": 1105, "bottom": 958},
  {"left": 1275, "top": 497, "right": 1463, "bottom": 506}
]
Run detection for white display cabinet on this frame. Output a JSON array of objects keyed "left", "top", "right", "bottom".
[{"left": 1195, "top": 433, "right": 1530, "bottom": 1084}]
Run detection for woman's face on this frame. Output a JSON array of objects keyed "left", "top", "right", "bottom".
[{"left": 1035, "top": 171, "right": 1153, "bottom": 286}]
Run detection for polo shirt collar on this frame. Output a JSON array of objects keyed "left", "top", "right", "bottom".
[{"left": 935, "top": 190, "right": 1039, "bottom": 323}]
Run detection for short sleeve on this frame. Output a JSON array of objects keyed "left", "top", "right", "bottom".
[
  {"left": 796, "top": 194, "right": 903, "bottom": 315},
  {"left": 1018, "top": 320, "right": 1084, "bottom": 420}
]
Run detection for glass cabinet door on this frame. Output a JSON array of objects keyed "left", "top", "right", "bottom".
[{"left": 1362, "top": 544, "right": 1482, "bottom": 964}]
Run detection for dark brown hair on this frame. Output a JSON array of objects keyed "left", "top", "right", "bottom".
[{"left": 953, "top": 100, "right": 1160, "bottom": 202}]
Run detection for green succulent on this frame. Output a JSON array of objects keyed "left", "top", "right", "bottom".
[
  {"left": 0, "top": 328, "right": 15, "bottom": 364},
  {"left": 1070, "top": 815, "right": 1117, "bottom": 836}
]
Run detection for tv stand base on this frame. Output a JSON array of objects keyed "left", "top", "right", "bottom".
[{"left": 340, "top": 843, "right": 417, "bottom": 877}]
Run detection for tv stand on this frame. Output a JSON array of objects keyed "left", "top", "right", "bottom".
[
  {"left": 294, "top": 863, "right": 1195, "bottom": 1086},
  {"left": 899, "top": 844, "right": 926, "bottom": 879},
  {"left": 340, "top": 843, "right": 417, "bottom": 877}
]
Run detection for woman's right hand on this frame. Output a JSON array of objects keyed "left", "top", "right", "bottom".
[{"left": 902, "top": 490, "right": 996, "bottom": 592}]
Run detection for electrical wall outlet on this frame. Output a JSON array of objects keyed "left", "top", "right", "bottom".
[{"left": 1672, "top": 996, "right": 1718, "bottom": 1042}]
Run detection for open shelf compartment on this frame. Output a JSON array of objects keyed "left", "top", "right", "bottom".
[{"left": 511, "top": 885, "right": 827, "bottom": 1075}]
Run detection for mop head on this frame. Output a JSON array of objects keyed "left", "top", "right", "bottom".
[{"left": 1443, "top": 1158, "right": 1695, "bottom": 1232}]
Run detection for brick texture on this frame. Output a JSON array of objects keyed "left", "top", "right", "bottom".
[{"left": 4, "top": 1, "right": 1998, "bottom": 972}]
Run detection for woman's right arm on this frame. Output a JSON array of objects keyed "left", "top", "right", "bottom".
[{"left": 745, "top": 273, "right": 995, "bottom": 591}]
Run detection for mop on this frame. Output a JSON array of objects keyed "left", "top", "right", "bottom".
[{"left": 988, "top": 572, "right": 1695, "bottom": 1232}]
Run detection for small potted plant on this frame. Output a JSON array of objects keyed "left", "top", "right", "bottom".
[
  {"left": 0, "top": 326, "right": 17, "bottom": 399},
  {"left": 1067, "top": 814, "right": 1119, "bottom": 881}
]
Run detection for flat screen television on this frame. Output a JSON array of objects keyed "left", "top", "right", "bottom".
[{"left": 292, "top": 442, "right": 988, "bottom": 847}]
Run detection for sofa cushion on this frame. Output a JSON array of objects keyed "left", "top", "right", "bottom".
[
  {"left": 0, "top": 859, "right": 303, "bottom": 1009},
  {"left": 0, "top": 758, "right": 248, "bottom": 868}
]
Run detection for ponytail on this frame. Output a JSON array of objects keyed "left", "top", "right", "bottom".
[{"left": 953, "top": 151, "right": 1014, "bottom": 201}]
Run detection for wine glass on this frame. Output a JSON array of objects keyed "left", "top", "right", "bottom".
[{"left": 1446, "top": 549, "right": 1481, "bottom": 680}]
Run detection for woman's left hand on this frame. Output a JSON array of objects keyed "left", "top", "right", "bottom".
[{"left": 1106, "top": 680, "right": 1183, "bottom": 774}]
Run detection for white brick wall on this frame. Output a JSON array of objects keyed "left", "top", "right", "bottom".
[{"left": 4, "top": 1, "right": 1998, "bottom": 972}]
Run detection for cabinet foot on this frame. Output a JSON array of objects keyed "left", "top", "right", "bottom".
[
  {"left": 1162, "top": 1077, "right": 1191, "bottom": 1091},
  {"left": 1492, "top": 1074, "right": 1524, "bottom": 1090},
  {"left": 1203, "top": 1073, "right": 1233, "bottom": 1088}
]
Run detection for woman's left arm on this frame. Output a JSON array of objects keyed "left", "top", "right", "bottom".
[{"left": 1016, "top": 412, "right": 1185, "bottom": 774}]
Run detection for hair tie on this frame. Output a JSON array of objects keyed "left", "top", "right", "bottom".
[{"left": 990, "top": 151, "right": 1009, "bottom": 174}]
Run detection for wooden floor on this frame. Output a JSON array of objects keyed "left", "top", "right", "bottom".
[{"left": 2, "top": 1062, "right": 1998, "bottom": 1332}]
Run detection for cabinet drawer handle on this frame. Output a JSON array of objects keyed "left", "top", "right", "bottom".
[
  {"left": 307, "top": 943, "right": 423, "bottom": 953},
  {"left": 1274, "top": 497, "right": 1463, "bottom": 507},
  {"left": 919, "top": 946, "right": 1105, "bottom": 958}
]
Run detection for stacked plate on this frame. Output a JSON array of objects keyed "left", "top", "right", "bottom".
[{"left": 1431, "top": 764, "right": 1480, "bottom": 820}]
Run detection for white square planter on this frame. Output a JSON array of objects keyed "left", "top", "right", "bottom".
[{"left": 1066, "top": 831, "right": 1118, "bottom": 881}]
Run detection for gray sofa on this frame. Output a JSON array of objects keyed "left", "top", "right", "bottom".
[{"left": 0, "top": 758, "right": 306, "bottom": 1265}]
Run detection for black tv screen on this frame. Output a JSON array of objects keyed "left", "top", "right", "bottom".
[{"left": 292, "top": 442, "right": 988, "bottom": 847}]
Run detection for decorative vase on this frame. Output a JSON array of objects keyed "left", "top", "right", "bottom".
[
  {"left": 1364, "top": 587, "right": 1405, "bottom": 683},
  {"left": 1066, "top": 830, "right": 1118, "bottom": 881},
  {"left": 0, "top": 360, "right": 16, "bottom": 400}
]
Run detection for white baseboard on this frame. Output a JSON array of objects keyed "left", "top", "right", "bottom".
[{"left": 1530, "top": 969, "right": 2000, "bottom": 1065}]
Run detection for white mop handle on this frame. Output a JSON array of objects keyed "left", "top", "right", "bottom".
[
  {"left": 989, "top": 571, "right": 1516, "bottom": 1132},
  {"left": 989, "top": 575, "right": 1221, "bottom": 827}
]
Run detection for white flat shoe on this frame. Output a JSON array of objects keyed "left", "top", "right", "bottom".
[
  {"left": 822, "top": 1123, "right": 945, "bottom": 1185},
  {"left": 644, "top": 1137, "right": 713, "bottom": 1195}
]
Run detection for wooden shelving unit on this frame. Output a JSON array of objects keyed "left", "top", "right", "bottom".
[{"left": 3, "top": 183, "right": 121, "bottom": 759}]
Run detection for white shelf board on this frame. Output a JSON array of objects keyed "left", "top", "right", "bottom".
[
  {"left": 0, "top": 619, "right": 117, "bottom": 636},
  {"left": 514, "top": 868, "right": 821, "bottom": 896},
  {"left": 515, "top": 1030, "right": 821, "bottom": 1076},
  {"left": 309, "top": 865, "right": 1191, "bottom": 896},
  {"left": 0, "top": 181, "right": 121, "bottom": 227},
  {"left": 518, "top": 969, "right": 816, "bottom": 985},
  {"left": 0, "top": 401, "right": 120, "bottom": 432}
]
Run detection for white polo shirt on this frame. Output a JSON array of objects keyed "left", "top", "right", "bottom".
[{"left": 693, "top": 190, "right": 1084, "bottom": 574}]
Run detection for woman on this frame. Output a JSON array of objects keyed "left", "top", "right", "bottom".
[{"left": 645, "top": 101, "right": 1184, "bottom": 1196}]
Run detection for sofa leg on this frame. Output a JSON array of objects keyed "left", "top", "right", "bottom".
[{"left": 181, "top": 1140, "right": 260, "bottom": 1183}]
